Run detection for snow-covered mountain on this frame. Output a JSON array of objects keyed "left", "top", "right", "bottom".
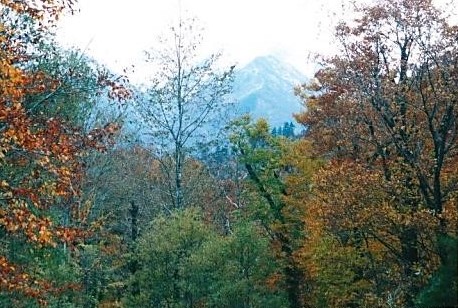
[{"left": 233, "top": 55, "right": 307, "bottom": 128}]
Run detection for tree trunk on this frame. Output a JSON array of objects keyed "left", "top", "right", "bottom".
[
  {"left": 400, "top": 227, "right": 419, "bottom": 307},
  {"left": 175, "top": 146, "right": 183, "bottom": 209},
  {"left": 244, "top": 160, "right": 305, "bottom": 307},
  {"left": 129, "top": 200, "right": 139, "bottom": 242},
  {"left": 129, "top": 200, "right": 140, "bottom": 297}
]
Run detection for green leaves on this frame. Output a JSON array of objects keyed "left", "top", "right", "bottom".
[
  {"left": 229, "top": 116, "right": 323, "bottom": 307},
  {"left": 415, "top": 235, "right": 458, "bottom": 307},
  {"left": 126, "top": 208, "right": 287, "bottom": 307}
]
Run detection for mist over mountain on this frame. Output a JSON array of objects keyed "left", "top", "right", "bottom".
[
  {"left": 116, "top": 55, "right": 309, "bottom": 144},
  {"left": 233, "top": 55, "right": 308, "bottom": 128}
]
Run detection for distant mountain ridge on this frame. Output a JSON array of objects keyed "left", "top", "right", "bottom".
[{"left": 233, "top": 55, "right": 307, "bottom": 128}]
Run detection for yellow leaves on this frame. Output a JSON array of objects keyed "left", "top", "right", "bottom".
[
  {"left": 59, "top": 166, "right": 72, "bottom": 177},
  {"left": 294, "top": 154, "right": 454, "bottom": 306},
  {"left": 309, "top": 159, "right": 444, "bottom": 249},
  {"left": 37, "top": 155, "right": 50, "bottom": 167},
  {"left": 38, "top": 225, "right": 55, "bottom": 247},
  {"left": 310, "top": 160, "right": 385, "bottom": 229},
  {"left": 441, "top": 199, "right": 458, "bottom": 235}
]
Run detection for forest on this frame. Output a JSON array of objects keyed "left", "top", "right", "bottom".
[{"left": 0, "top": 0, "right": 457, "bottom": 307}]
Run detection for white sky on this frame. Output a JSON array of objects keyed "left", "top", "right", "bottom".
[
  {"left": 56, "top": 0, "right": 352, "bottom": 82},
  {"left": 56, "top": 0, "right": 456, "bottom": 83}
]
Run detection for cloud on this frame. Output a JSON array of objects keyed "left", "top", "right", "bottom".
[{"left": 57, "top": 0, "right": 350, "bottom": 80}]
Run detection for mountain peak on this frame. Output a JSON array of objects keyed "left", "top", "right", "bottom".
[{"left": 233, "top": 55, "right": 307, "bottom": 128}]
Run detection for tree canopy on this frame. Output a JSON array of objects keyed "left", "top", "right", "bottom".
[{"left": 0, "top": 0, "right": 456, "bottom": 307}]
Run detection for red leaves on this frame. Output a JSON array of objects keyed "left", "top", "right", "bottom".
[
  {"left": 0, "top": 255, "right": 80, "bottom": 305},
  {"left": 0, "top": 0, "right": 96, "bottom": 302},
  {"left": 0, "top": 256, "right": 35, "bottom": 296},
  {"left": 293, "top": 1, "right": 458, "bottom": 305},
  {"left": 85, "top": 122, "right": 121, "bottom": 151},
  {"left": 96, "top": 70, "right": 132, "bottom": 102}
]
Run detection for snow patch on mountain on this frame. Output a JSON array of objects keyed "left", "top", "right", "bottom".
[{"left": 233, "top": 55, "right": 308, "bottom": 128}]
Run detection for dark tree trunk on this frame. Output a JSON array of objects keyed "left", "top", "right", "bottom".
[{"left": 129, "top": 200, "right": 140, "bottom": 297}]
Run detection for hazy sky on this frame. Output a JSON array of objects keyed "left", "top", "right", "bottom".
[
  {"left": 56, "top": 0, "right": 352, "bottom": 80},
  {"left": 56, "top": 0, "right": 456, "bottom": 82}
]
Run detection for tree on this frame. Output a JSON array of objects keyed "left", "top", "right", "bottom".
[
  {"left": 282, "top": 122, "right": 295, "bottom": 139},
  {"left": 0, "top": 1, "right": 81, "bottom": 303},
  {"left": 298, "top": 161, "right": 440, "bottom": 307},
  {"left": 125, "top": 208, "right": 287, "bottom": 307},
  {"left": 125, "top": 208, "right": 219, "bottom": 307},
  {"left": 136, "top": 16, "right": 234, "bottom": 209},
  {"left": 198, "top": 220, "right": 288, "bottom": 308},
  {"left": 0, "top": 1, "right": 128, "bottom": 304},
  {"left": 294, "top": 0, "right": 457, "bottom": 305},
  {"left": 229, "top": 116, "right": 320, "bottom": 308}
]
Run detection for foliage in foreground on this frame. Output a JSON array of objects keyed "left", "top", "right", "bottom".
[{"left": 125, "top": 208, "right": 287, "bottom": 308}]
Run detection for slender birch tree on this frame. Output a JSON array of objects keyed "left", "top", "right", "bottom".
[{"left": 137, "top": 16, "right": 234, "bottom": 210}]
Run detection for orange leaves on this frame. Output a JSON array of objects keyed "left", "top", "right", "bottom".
[
  {"left": 0, "top": 202, "right": 56, "bottom": 246},
  {"left": 55, "top": 227, "right": 84, "bottom": 245},
  {"left": 0, "top": 198, "right": 87, "bottom": 250},
  {"left": 292, "top": 1, "right": 457, "bottom": 305},
  {"left": 298, "top": 158, "right": 445, "bottom": 305},
  {"left": 0, "top": 0, "right": 75, "bottom": 23},
  {"left": 265, "top": 272, "right": 283, "bottom": 290},
  {"left": 311, "top": 160, "right": 385, "bottom": 232},
  {"left": 441, "top": 199, "right": 458, "bottom": 235},
  {"left": 310, "top": 159, "right": 440, "bottom": 244},
  {"left": 0, "top": 1, "right": 95, "bottom": 302},
  {"left": 85, "top": 122, "right": 121, "bottom": 151}
]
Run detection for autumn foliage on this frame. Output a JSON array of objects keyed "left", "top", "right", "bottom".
[
  {"left": 294, "top": 0, "right": 458, "bottom": 306},
  {"left": 1, "top": 0, "right": 456, "bottom": 307},
  {"left": 0, "top": 0, "right": 126, "bottom": 303}
]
